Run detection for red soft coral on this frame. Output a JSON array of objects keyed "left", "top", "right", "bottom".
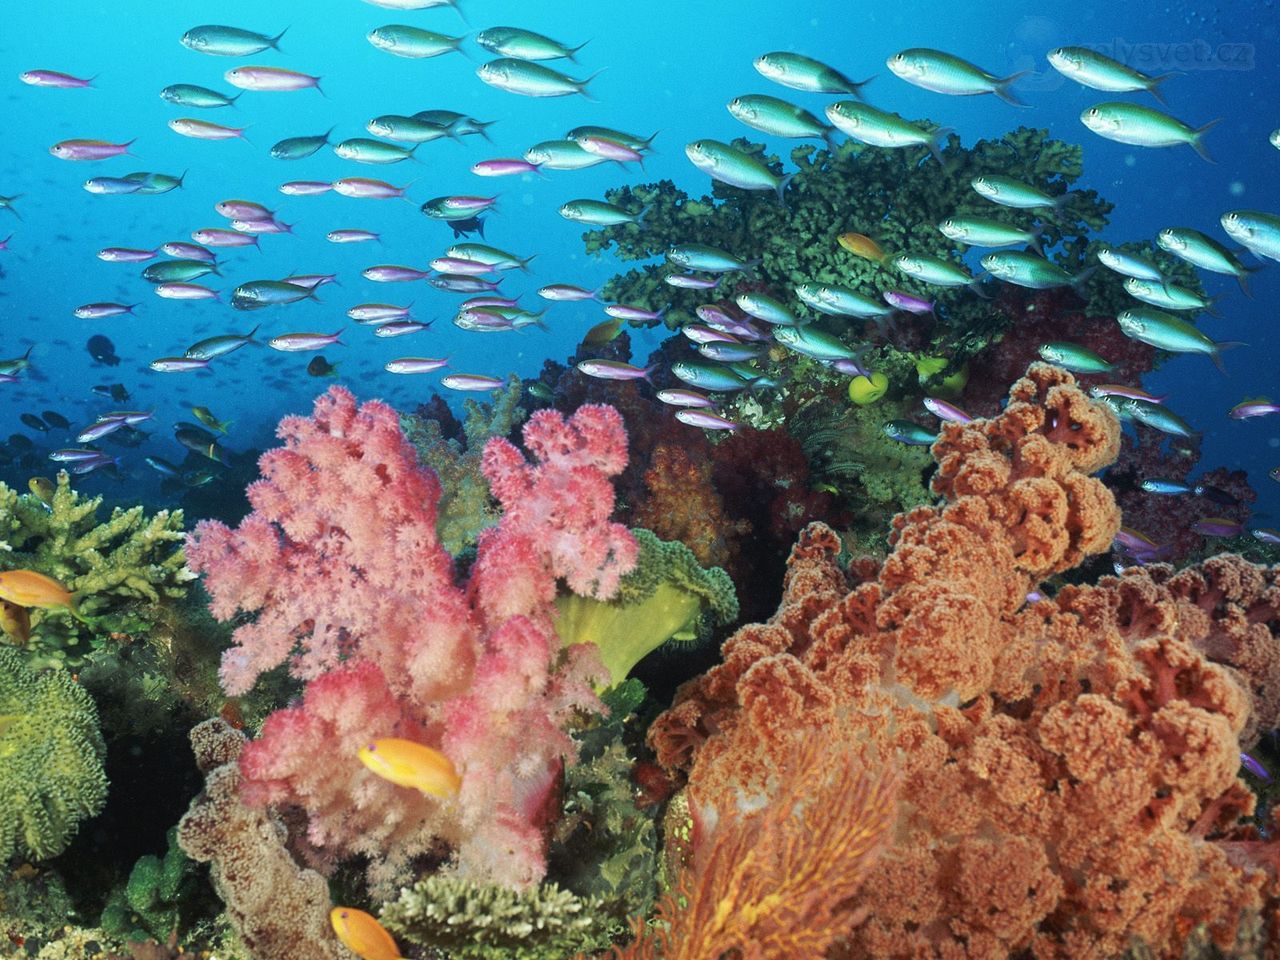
[{"left": 186, "top": 388, "right": 633, "bottom": 892}]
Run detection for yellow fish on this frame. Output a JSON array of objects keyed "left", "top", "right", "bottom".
[
  {"left": 582, "top": 316, "right": 623, "bottom": 345},
  {"left": 330, "top": 907, "right": 401, "bottom": 960},
  {"left": 0, "top": 569, "right": 78, "bottom": 613},
  {"left": 28, "top": 477, "right": 55, "bottom": 505},
  {"left": 191, "top": 406, "right": 232, "bottom": 434},
  {"left": 357, "top": 738, "right": 461, "bottom": 797},
  {"left": 837, "top": 231, "right": 889, "bottom": 263},
  {"left": 0, "top": 599, "right": 31, "bottom": 646}
]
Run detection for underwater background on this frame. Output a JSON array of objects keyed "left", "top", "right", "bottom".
[{"left": 3, "top": 0, "right": 1280, "bottom": 958}]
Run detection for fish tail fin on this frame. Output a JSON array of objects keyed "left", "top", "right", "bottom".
[
  {"left": 634, "top": 203, "right": 652, "bottom": 227},
  {"left": 124, "top": 138, "right": 140, "bottom": 158},
  {"left": 822, "top": 125, "right": 840, "bottom": 154},
  {"left": 927, "top": 127, "right": 955, "bottom": 169},
  {"left": 474, "top": 120, "right": 497, "bottom": 143},
  {"left": 453, "top": 36, "right": 475, "bottom": 62},
  {"left": 1191, "top": 118, "right": 1221, "bottom": 163},
  {"left": 1070, "top": 265, "right": 1098, "bottom": 293},
  {"left": 534, "top": 317, "right": 550, "bottom": 333},
  {"left": 176, "top": 169, "right": 188, "bottom": 189},
  {"left": 67, "top": 591, "right": 92, "bottom": 626},
  {"left": 641, "top": 129, "right": 660, "bottom": 152},
  {"left": 1211, "top": 341, "right": 1246, "bottom": 375},
  {"left": 1146, "top": 71, "right": 1182, "bottom": 106},
  {"left": 852, "top": 74, "right": 876, "bottom": 101},
  {"left": 313, "top": 78, "right": 327, "bottom": 99},
  {"left": 306, "top": 286, "right": 323, "bottom": 304},
  {"left": 518, "top": 253, "right": 537, "bottom": 273},
  {"left": 1027, "top": 224, "right": 1045, "bottom": 256},
  {"left": 229, "top": 92, "right": 243, "bottom": 106},
  {"left": 576, "top": 68, "right": 606, "bottom": 101},
  {"left": 775, "top": 170, "right": 796, "bottom": 208},
  {"left": 567, "top": 39, "right": 591, "bottom": 62},
  {"left": 450, "top": 0, "right": 469, "bottom": 25},
  {"left": 1236, "top": 265, "right": 1260, "bottom": 298},
  {"left": 270, "top": 27, "right": 289, "bottom": 51},
  {"left": 994, "top": 70, "right": 1031, "bottom": 107},
  {"left": 642, "top": 363, "right": 659, "bottom": 384}
]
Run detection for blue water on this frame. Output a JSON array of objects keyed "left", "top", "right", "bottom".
[{"left": 1, "top": 0, "right": 1277, "bottom": 517}]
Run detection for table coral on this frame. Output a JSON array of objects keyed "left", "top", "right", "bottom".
[
  {"left": 186, "top": 388, "right": 638, "bottom": 892},
  {"left": 0, "top": 645, "right": 108, "bottom": 862},
  {"left": 649, "top": 364, "right": 1280, "bottom": 958}
]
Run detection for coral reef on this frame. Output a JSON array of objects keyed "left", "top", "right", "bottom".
[
  {"left": 402, "top": 373, "right": 526, "bottom": 555},
  {"left": 649, "top": 364, "right": 1280, "bottom": 957},
  {"left": 100, "top": 828, "right": 199, "bottom": 944},
  {"left": 0, "top": 471, "right": 192, "bottom": 665},
  {"left": 381, "top": 876, "right": 615, "bottom": 959},
  {"left": 553, "top": 528, "right": 739, "bottom": 685},
  {"left": 175, "top": 717, "right": 347, "bottom": 960},
  {"left": 603, "top": 727, "right": 898, "bottom": 960},
  {"left": 0, "top": 645, "right": 108, "bottom": 862},
  {"left": 186, "top": 388, "right": 637, "bottom": 891}
]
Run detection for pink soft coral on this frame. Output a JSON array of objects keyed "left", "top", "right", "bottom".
[{"left": 186, "top": 388, "right": 635, "bottom": 890}]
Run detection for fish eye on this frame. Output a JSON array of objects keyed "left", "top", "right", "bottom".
[{"left": 1087, "top": 108, "right": 1098, "bottom": 116}]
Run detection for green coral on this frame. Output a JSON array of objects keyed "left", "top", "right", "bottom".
[
  {"left": 583, "top": 128, "right": 1109, "bottom": 340},
  {"left": 401, "top": 374, "right": 527, "bottom": 555},
  {"left": 0, "top": 471, "right": 192, "bottom": 665},
  {"left": 380, "top": 875, "right": 617, "bottom": 960},
  {"left": 548, "top": 681, "right": 659, "bottom": 924},
  {"left": 100, "top": 827, "right": 200, "bottom": 943},
  {"left": 0, "top": 646, "right": 108, "bottom": 862},
  {"left": 553, "top": 528, "right": 739, "bottom": 685}
]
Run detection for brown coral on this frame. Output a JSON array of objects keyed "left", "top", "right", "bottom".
[
  {"left": 649, "top": 364, "right": 1280, "bottom": 959},
  {"left": 175, "top": 718, "right": 352, "bottom": 960}
]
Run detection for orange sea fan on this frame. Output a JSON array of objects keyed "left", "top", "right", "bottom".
[{"left": 604, "top": 733, "right": 898, "bottom": 960}]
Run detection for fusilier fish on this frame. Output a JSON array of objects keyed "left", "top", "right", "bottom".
[
  {"left": 559, "top": 199, "right": 645, "bottom": 226},
  {"left": 938, "top": 216, "right": 1039, "bottom": 248},
  {"left": 441, "top": 374, "right": 505, "bottom": 391},
  {"left": 269, "top": 330, "right": 344, "bottom": 352},
  {"left": 181, "top": 25, "right": 288, "bottom": 57},
  {"left": 327, "top": 229, "right": 380, "bottom": 244},
  {"left": 160, "top": 84, "right": 240, "bottom": 108},
  {"left": 447, "top": 243, "right": 533, "bottom": 270},
  {"left": 334, "top": 138, "right": 419, "bottom": 164},
  {"left": 1097, "top": 246, "right": 1164, "bottom": 282},
  {"left": 566, "top": 126, "right": 657, "bottom": 152},
  {"left": 1220, "top": 210, "right": 1280, "bottom": 264},
  {"left": 883, "top": 421, "right": 939, "bottom": 445},
  {"left": 675, "top": 410, "right": 739, "bottom": 431},
  {"left": 143, "top": 259, "right": 218, "bottom": 283},
  {"left": 150, "top": 356, "right": 210, "bottom": 372},
  {"left": 1122, "top": 277, "right": 1211, "bottom": 312},
  {"left": 887, "top": 48, "right": 1025, "bottom": 105},
  {"left": 472, "top": 158, "right": 543, "bottom": 177},
  {"left": 185, "top": 326, "right": 259, "bottom": 359},
  {"left": 20, "top": 69, "right": 94, "bottom": 88},
  {"left": 538, "top": 284, "right": 599, "bottom": 301},
  {"left": 225, "top": 66, "right": 323, "bottom": 93},
  {"left": 50, "top": 138, "right": 136, "bottom": 161},
  {"left": 1157, "top": 227, "right": 1255, "bottom": 295},
  {"left": 1080, "top": 102, "right": 1219, "bottom": 163},
  {"left": 1116, "top": 307, "right": 1241, "bottom": 371},
  {"left": 825, "top": 101, "right": 949, "bottom": 163},
  {"left": 84, "top": 176, "right": 142, "bottom": 195},
  {"left": 477, "top": 59, "right": 599, "bottom": 98},
  {"left": 773, "top": 325, "right": 863, "bottom": 362},
  {"left": 367, "top": 115, "right": 452, "bottom": 143},
  {"left": 753, "top": 52, "right": 869, "bottom": 97},
  {"left": 667, "top": 244, "right": 757, "bottom": 273},
  {"left": 368, "top": 25, "right": 465, "bottom": 58},
  {"left": 727, "top": 94, "right": 837, "bottom": 149},
  {"left": 1047, "top": 46, "right": 1175, "bottom": 103},
  {"left": 279, "top": 180, "right": 333, "bottom": 196},
  {"left": 981, "top": 251, "right": 1084, "bottom": 289},
  {"left": 332, "top": 177, "right": 411, "bottom": 199},
  {"left": 1037, "top": 342, "right": 1115, "bottom": 374},
  {"left": 270, "top": 130, "right": 333, "bottom": 160},
  {"left": 169, "top": 118, "right": 247, "bottom": 141},
  {"left": 523, "top": 139, "right": 607, "bottom": 170},
  {"left": 1118, "top": 397, "right": 1197, "bottom": 437},
  {"left": 475, "top": 27, "right": 587, "bottom": 61},
  {"left": 685, "top": 139, "right": 794, "bottom": 203},
  {"left": 970, "top": 175, "right": 1062, "bottom": 210},
  {"left": 74, "top": 302, "right": 136, "bottom": 319},
  {"left": 385, "top": 357, "right": 448, "bottom": 374},
  {"left": 670, "top": 361, "right": 756, "bottom": 392},
  {"left": 576, "top": 360, "right": 655, "bottom": 381},
  {"left": 795, "top": 282, "right": 893, "bottom": 318},
  {"left": 893, "top": 253, "right": 979, "bottom": 288},
  {"left": 735, "top": 291, "right": 797, "bottom": 325}
]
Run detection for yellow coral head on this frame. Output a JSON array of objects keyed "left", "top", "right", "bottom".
[
  {"left": 848, "top": 371, "right": 888, "bottom": 405},
  {"left": 357, "top": 737, "right": 461, "bottom": 798},
  {"left": 330, "top": 907, "right": 402, "bottom": 960}
]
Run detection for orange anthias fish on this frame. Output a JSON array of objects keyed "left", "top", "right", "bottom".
[
  {"left": 0, "top": 569, "right": 78, "bottom": 612},
  {"left": 357, "top": 738, "right": 462, "bottom": 798},
  {"left": 330, "top": 907, "right": 401, "bottom": 960},
  {"left": 837, "top": 231, "right": 889, "bottom": 263}
]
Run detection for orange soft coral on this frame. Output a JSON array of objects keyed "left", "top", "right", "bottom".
[{"left": 649, "top": 364, "right": 1280, "bottom": 959}]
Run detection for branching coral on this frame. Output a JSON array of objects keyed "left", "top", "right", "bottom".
[
  {"left": 648, "top": 364, "right": 1280, "bottom": 957},
  {"left": 0, "top": 646, "right": 108, "bottom": 862},
  {"left": 0, "top": 471, "right": 192, "bottom": 663}
]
